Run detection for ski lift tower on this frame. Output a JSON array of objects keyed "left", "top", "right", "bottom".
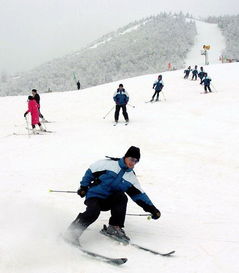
[{"left": 201, "top": 45, "right": 210, "bottom": 65}]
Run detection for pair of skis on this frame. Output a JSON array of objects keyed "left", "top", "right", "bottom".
[
  {"left": 145, "top": 99, "right": 161, "bottom": 103},
  {"left": 113, "top": 121, "right": 129, "bottom": 126},
  {"left": 65, "top": 225, "right": 175, "bottom": 265},
  {"left": 13, "top": 130, "right": 54, "bottom": 136}
]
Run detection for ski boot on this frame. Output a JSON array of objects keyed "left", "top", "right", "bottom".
[{"left": 101, "top": 224, "right": 130, "bottom": 244}]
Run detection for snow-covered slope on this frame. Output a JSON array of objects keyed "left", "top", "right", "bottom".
[
  {"left": 0, "top": 62, "right": 239, "bottom": 273},
  {"left": 185, "top": 20, "right": 226, "bottom": 66}
]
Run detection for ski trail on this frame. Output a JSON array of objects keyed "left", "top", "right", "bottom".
[{"left": 185, "top": 19, "right": 226, "bottom": 66}]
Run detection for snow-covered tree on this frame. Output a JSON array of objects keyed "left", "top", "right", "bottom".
[{"left": 0, "top": 13, "right": 197, "bottom": 96}]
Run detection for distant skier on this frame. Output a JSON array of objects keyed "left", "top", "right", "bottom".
[
  {"left": 24, "top": 96, "right": 45, "bottom": 133},
  {"left": 77, "top": 81, "right": 81, "bottom": 90},
  {"left": 198, "top": 67, "right": 206, "bottom": 84},
  {"left": 63, "top": 146, "right": 161, "bottom": 245},
  {"left": 191, "top": 65, "right": 198, "bottom": 80},
  {"left": 201, "top": 73, "right": 212, "bottom": 93},
  {"left": 184, "top": 66, "right": 191, "bottom": 79},
  {"left": 113, "top": 83, "right": 129, "bottom": 124},
  {"left": 151, "top": 75, "right": 164, "bottom": 102},
  {"left": 32, "top": 89, "right": 46, "bottom": 122}
]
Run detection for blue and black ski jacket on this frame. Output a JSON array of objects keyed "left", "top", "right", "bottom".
[
  {"left": 198, "top": 71, "right": 206, "bottom": 79},
  {"left": 202, "top": 76, "right": 211, "bottom": 86},
  {"left": 113, "top": 88, "right": 129, "bottom": 105},
  {"left": 153, "top": 80, "right": 164, "bottom": 92},
  {"left": 79, "top": 158, "right": 157, "bottom": 213}
]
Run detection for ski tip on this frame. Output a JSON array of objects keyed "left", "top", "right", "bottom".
[
  {"left": 108, "top": 258, "right": 128, "bottom": 265},
  {"left": 120, "top": 258, "right": 128, "bottom": 264},
  {"left": 163, "top": 250, "right": 176, "bottom": 256}
]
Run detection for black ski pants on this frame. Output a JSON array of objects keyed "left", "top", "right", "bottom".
[
  {"left": 32, "top": 122, "right": 42, "bottom": 129},
  {"left": 199, "top": 76, "right": 204, "bottom": 84},
  {"left": 38, "top": 107, "right": 44, "bottom": 119},
  {"left": 72, "top": 192, "right": 128, "bottom": 231},
  {"left": 114, "top": 104, "right": 129, "bottom": 122},
  {"left": 152, "top": 90, "right": 161, "bottom": 100},
  {"left": 192, "top": 74, "right": 197, "bottom": 80},
  {"left": 204, "top": 85, "right": 211, "bottom": 92},
  {"left": 184, "top": 72, "right": 190, "bottom": 79}
]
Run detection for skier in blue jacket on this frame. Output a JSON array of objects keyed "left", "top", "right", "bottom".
[
  {"left": 64, "top": 146, "right": 161, "bottom": 245},
  {"left": 113, "top": 83, "right": 129, "bottom": 124},
  {"left": 201, "top": 73, "right": 212, "bottom": 93},
  {"left": 198, "top": 67, "right": 206, "bottom": 84},
  {"left": 184, "top": 66, "right": 191, "bottom": 79},
  {"left": 151, "top": 75, "right": 164, "bottom": 102},
  {"left": 191, "top": 65, "right": 198, "bottom": 80}
]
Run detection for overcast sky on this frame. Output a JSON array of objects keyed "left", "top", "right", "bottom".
[{"left": 1, "top": 0, "right": 239, "bottom": 74}]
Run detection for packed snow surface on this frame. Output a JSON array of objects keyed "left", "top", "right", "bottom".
[{"left": 0, "top": 61, "right": 239, "bottom": 273}]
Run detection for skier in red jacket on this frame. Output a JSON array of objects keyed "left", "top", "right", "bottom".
[{"left": 24, "top": 96, "right": 45, "bottom": 133}]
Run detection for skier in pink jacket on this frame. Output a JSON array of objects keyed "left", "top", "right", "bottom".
[{"left": 24, "top": 96, "right": 45, "bottom": 133}]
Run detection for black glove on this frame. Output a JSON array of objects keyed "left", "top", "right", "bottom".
[
  {"left": 150, "top": 206, "right": 161, "bottom": 220},
  {"left": 24, "top": 112, "right": 28, "bottom": 117},
  {"left": 77, "top": 186, "right": 88, "bottom": 198}
]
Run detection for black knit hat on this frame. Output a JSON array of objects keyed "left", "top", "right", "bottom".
[{"left": 125, "top": 146, "right": 141, "bottom": 161}]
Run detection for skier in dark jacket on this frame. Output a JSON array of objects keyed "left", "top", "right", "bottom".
[
  {"left": 32, "top": 89, "right": 46, "bottom": 121},
  {"left": 191, "top": 65, "right": 198, "bottom": 80},
  {"left": 201, "top": 73, "right": 212, "bottom": 93},
  {"left": 151, "top": 75, "right": 164, "bottom": 102},
  {"left": 77, "top": 81, "right": 81, "bottom": 90},
  {"left": 113, "top": 84, "right": 129, "bottom": 124},
  {"left": 198, "top": 67, "right": 206, "bottom": 84},
  {"left": 64, "top": 146, "right": 161, "bottom": 245},
  {"left": 184, "top": 66, "right": 191, "bottom": 79}
]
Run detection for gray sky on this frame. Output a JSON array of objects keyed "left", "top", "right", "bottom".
[{"left": 1, "top": 0, "right": 239, "bottom": 74}]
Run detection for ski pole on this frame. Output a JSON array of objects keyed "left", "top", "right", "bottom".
[
  {"left": 49, "top": 189, "right": 77, "bottom": 193},
  {"left": 211, "top": 84, "right": 218, "bottom": 92},
  {"left": 126, "top": 213, "right": 152, "bottom": 220},
  {"left": 161, "top": 91, "right": 166, "bottom": 101},
  {"left": 103, "top": 106, "right": 114, "bottom": 119},
  {"left": 126, "top": 213, "right": 151, "bottom": 216},
  {"left": 41, "top": 118, "right": 47, "bottom": 131},
  {"left": 128, "top": 103, "right": 135, "bottom": 108},
  {"left": 25, "top": 117, "right": 30, "bottom": 137}
]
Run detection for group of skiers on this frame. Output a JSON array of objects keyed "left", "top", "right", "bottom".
[
  {"left": 64, "top": 77, "right": 166, "bottom": 244},
  {"left": 22, "top": 86, "right": 161, "bottom": 244},
  {"left": 24, "top": 68, "right": 212, "bottom": 247},
  {"left": 112, "top": 75, "right": 164, "bottom": 125},
  {"left": 184, "top": 65, "right": 212, "bottom": 93}
]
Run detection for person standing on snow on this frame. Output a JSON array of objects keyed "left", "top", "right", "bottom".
[
  {"left": 184, "top": 66, "right": 191, "bottom": 79},
  {"left": 64, "top": 146, "right": 161, "bottom": 245},
  {"left": 201, "top": 73, "right": 212, "bottom": 93},
  {"left": 191, "top": 65, "right": 198, "bottom": 80},
  {"left": 151, "top": 75, "right": 164, "bottom": 102},
  {"left": 77, "top": 81, "right": 81, "bottom": 90},
  {"left": 24, "top": 96, "right": 46, "bottom": 133},
  {"left": 32, "top": 89, "right": 46, "bottom": 122},
  {"left": 113, "top": 83, "right": 129, "bottom": 124},
  {"left": 198, "top": 67, "right": 206, "bottom": 84}
]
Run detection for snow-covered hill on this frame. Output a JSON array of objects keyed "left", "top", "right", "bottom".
[
  {"left": 0, "top": 62, "right": 239, "bottom": 273},
  {"left": 0, "top": 13, "right": 197, "bottom": 96}
]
